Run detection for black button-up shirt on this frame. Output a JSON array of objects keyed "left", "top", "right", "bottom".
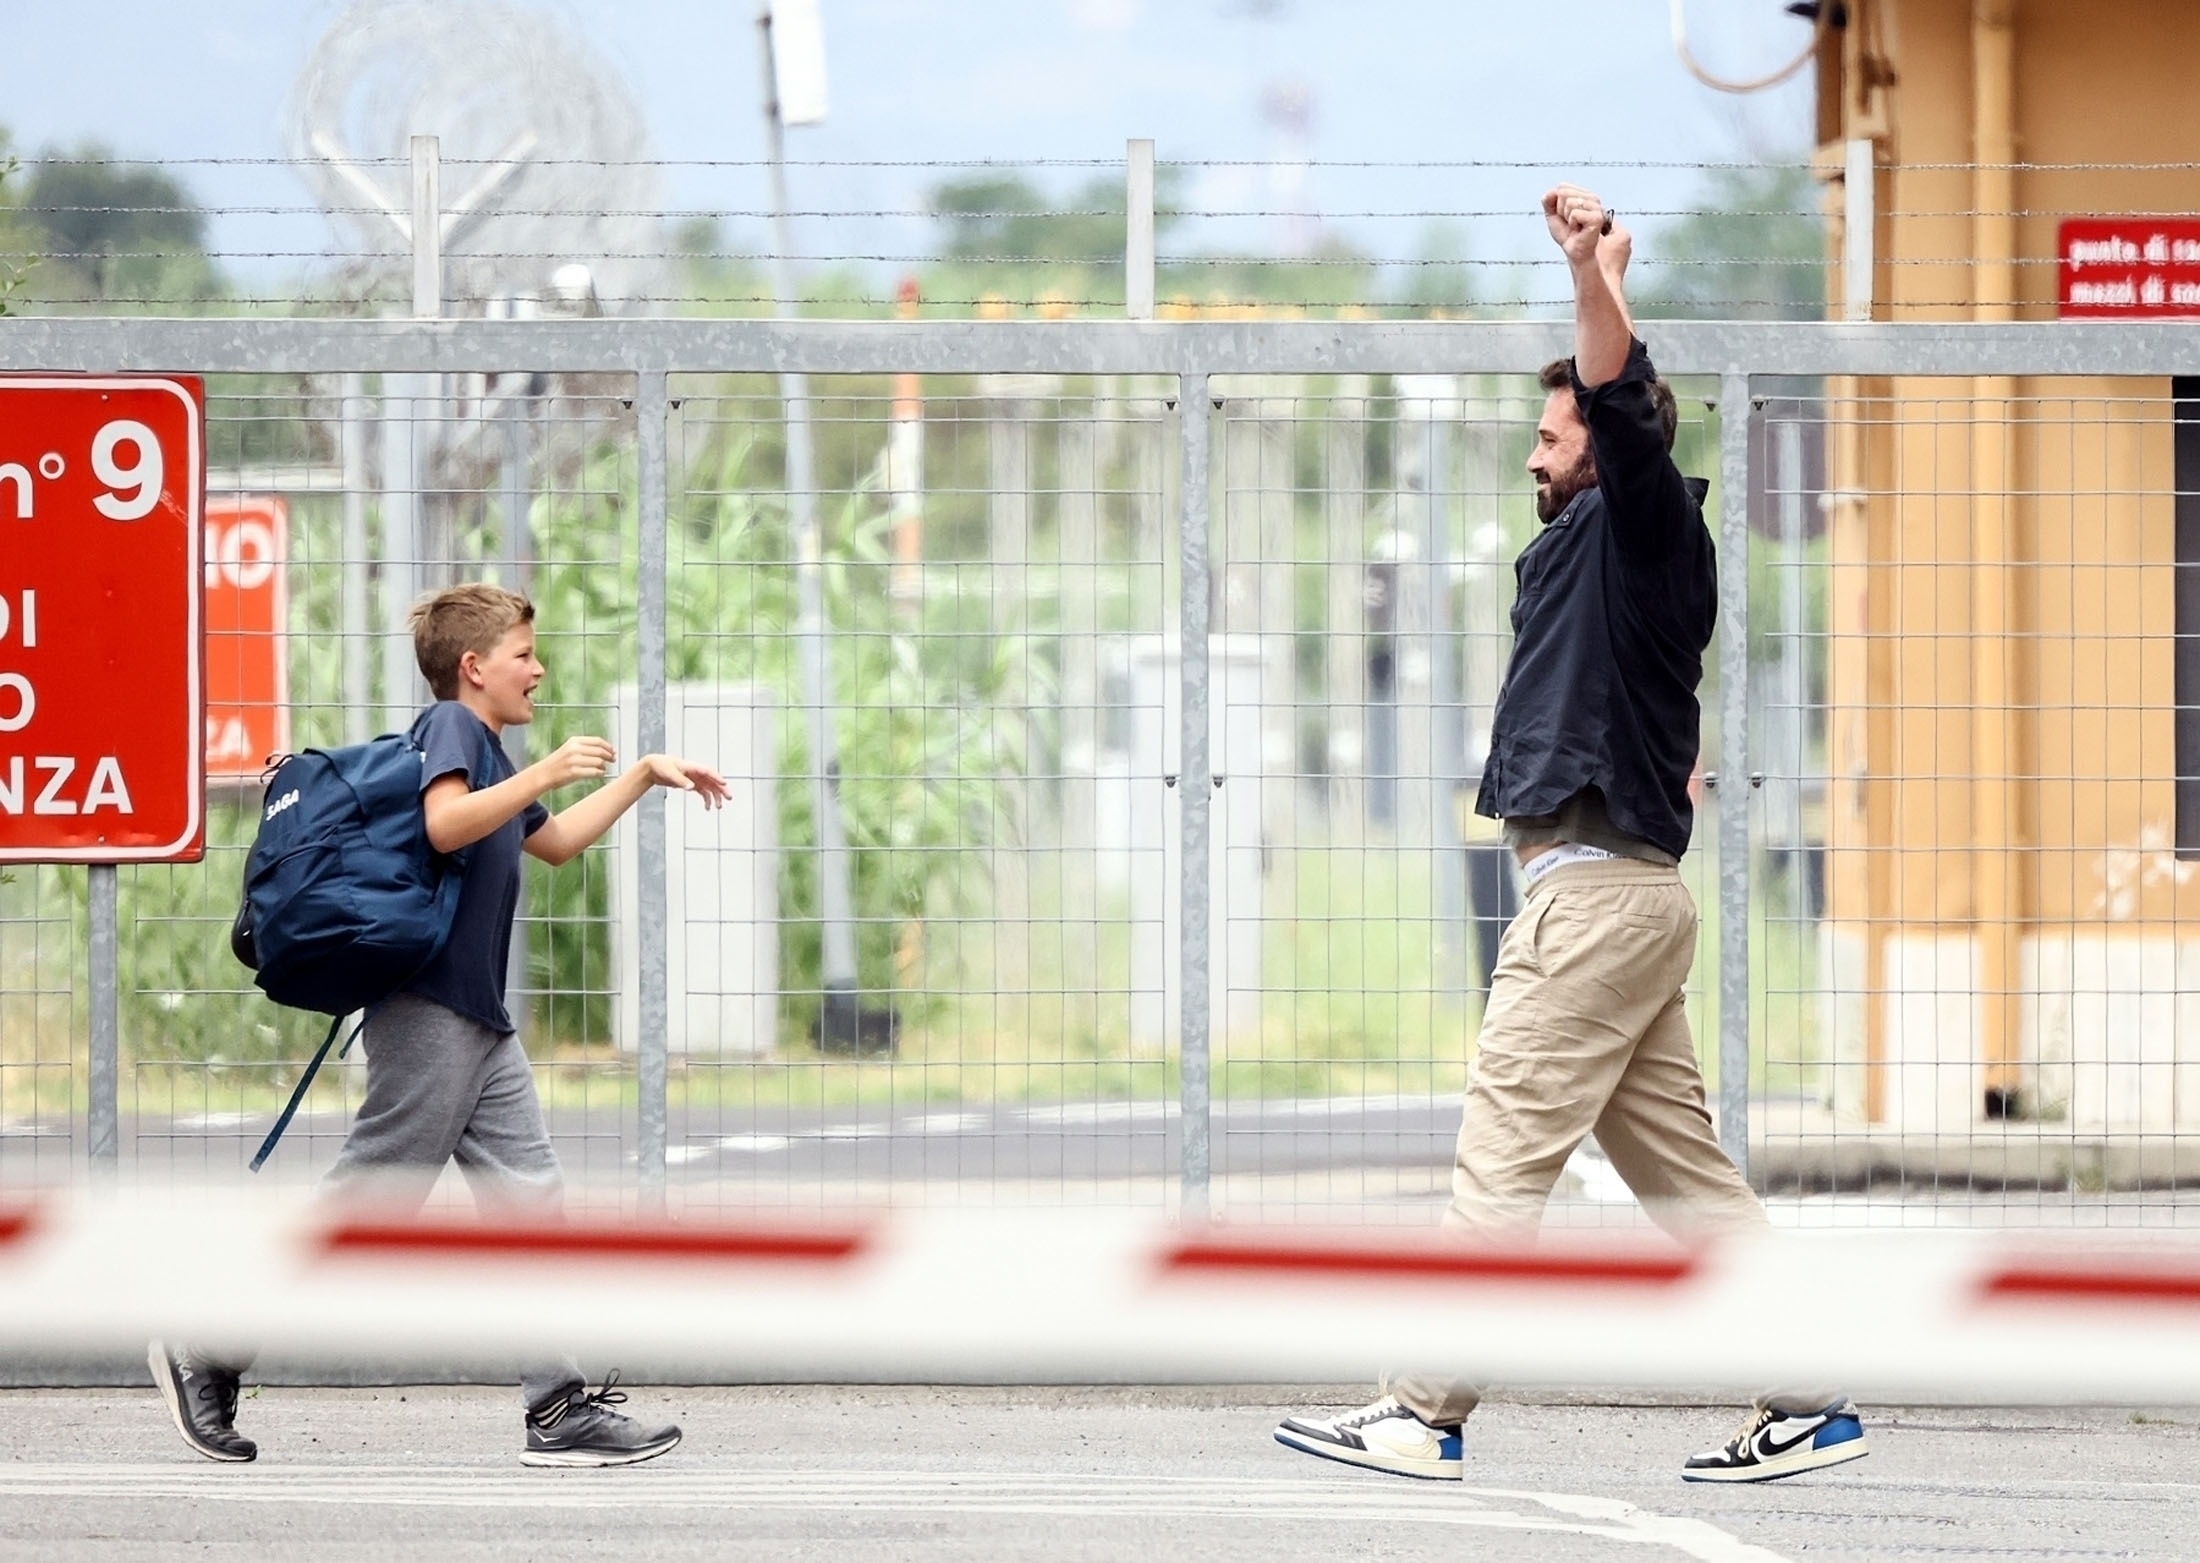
[{"left": 1473, "top": 338, "right": 1716, "bottom": 861}]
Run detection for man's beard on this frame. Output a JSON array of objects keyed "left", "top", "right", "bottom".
[{"left": 1534, "top": 454, "right": 1596, "bottom": 523}]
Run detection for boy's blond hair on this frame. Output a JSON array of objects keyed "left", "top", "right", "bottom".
[{"left": 409, "top": 583, "right": 534, "bottom": 701}]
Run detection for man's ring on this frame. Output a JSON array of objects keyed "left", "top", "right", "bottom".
[{"left": 1600, "top": 210, "right": 1615, "bottom": 235}]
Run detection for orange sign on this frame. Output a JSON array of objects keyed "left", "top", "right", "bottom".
[
  {"left": 0, "top": 376, "right": 205, "bottom": 863},
  {"left": 203, "top": 496, "right": 289, "bottom": 781}
]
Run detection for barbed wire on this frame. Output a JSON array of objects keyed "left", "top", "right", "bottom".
[
  {"left": 13, "top": 155, "right": 1791, "bottom": 169},
  {"left": 5, "top": 153, "right": 2184, "bottom": 321},
  {"left": 15, "top": 241, "right": 2122, "bottom": 271},
  {"left": 0, "top": 294, "right": 1864, "bottom": 312},
  {"left": 5, "top": 205, "right": 1838, "bottom": 221},
  {"left": 23, "top": 153, "right": 2200, "bottom": 171}
]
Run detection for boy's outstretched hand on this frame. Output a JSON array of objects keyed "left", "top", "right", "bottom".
[
  {"left": 638, "top": 753, "right": 732, "bottom": 810},
  {"left": 537, "top": 735, "right": 617, "bottom": 787},
  {"left": 522, "top": 746, "right": 733, "bottom": 865}
]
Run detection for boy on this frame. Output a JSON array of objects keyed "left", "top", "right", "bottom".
[{"left": 153, "top": 583, "right": 729, "bottom": 1467}]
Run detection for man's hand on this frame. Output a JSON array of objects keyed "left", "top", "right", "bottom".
[
  {"left": 1543, "top": 184, "right": 1630, "bottom": 275},
  {"left": 539, "top": 735, "right": 616, "bottom": 789},
  {"left": 637, "top": 754, "right": 731, "bottom": 810},
  {"left": 1597, "top": 217, "right": 1632, "bottom": 287}
]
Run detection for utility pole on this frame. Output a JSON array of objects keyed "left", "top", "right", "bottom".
[{"left": 757, "top": 0, "right": 865, "bottom": 1050}]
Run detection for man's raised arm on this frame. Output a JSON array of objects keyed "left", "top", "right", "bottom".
[{"left": 1542, "top": 183, "right": 1634, "bottom": 386}]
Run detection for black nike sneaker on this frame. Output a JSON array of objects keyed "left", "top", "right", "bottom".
[{"left": 1681, "top": 1399, "right": 1869, "bottom": 1482}]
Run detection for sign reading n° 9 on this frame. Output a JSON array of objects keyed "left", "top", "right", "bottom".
[{"left": 0, "top": 376, "right": 205, "bottom": 863}]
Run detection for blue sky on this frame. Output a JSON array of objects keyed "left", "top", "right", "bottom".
[{"left": 0, "top": 0, "right": 1819, "bottom": 290}]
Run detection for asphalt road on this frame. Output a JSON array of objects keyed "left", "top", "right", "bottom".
[
  {"left": 21, "top": 1094, "right": 2200, "bottom": 1226},
  {"left": 3, "top": 1386, "right": 2195, "bottom": 1562},
  {"left": 3, "top": 1093, "right": 1465, "bottom": 1191}
]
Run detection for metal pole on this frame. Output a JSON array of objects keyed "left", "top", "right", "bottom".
[
  {"left": 340, "top": 372, "right": 371, "bottom": 745},
  {"left": 1324, "top": 378, "right": 1370, "bottom": 832},
  {"left": 501, "top": 387, "right": 534, "bottom": 1045},
  {"left": 1777, "top": 416, "right": 1808, "bottom": 943},
  {"left": 758, "top": 5, "right": 861, "bottom": 1042},
  {"left": 635, "top": 370, "right": 670, "bottom": 1208},
  {"left": 410, "top": 130, "right": 443, "bottom": 591},
  {"left": 1126, "top": 139, "right": 1155, "bottom": 321},
  {"left": 1178, "top": 373, "right": 1213, "bottom": 1219},
  {"left": 411, "top": 134, "right": 442, "bottom": 319},
  {"left": 379, "top": 380, "right": 419, "bottom": 731},
  {"left": 1391, "top": 384, "right": 1441, "bottom": 845},
  {"left": 380, "top": 134, "right": 444, "bottom": 730},
  {"left": 1717, "top": 373, "right": 1754, "bottom": 1179},
  {"left": 1425, "top": 406, "right": 1466, "bottom": 997},
  {"left": 87, "top": 865, "right": 118, "bottom": 1175},
  {"left": 1843, "top": 139, "right": 1875, "bottom": 325}
]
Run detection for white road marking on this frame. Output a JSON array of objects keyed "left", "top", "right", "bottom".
[
  {"left": 1017, "top": 1102, "right": 1176, "bottom": 1127},
  {"left": 901, "top": 1112, "right": 992, "bottom": 1135},
  {"left": 1212, "top": 1094, "right": 1458, "bottom": 1119},
  {"left": 0, "top": 1467, "right": 1789, "bottom": 1559}
]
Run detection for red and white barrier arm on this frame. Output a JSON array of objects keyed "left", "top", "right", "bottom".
[{"left": 4, "top": 1189, "right": 2200, "bottom": 1401}]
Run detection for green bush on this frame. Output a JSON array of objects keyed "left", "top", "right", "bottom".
[{"left": 522, "top": 418, "right": 1030, "bottom": 1045}]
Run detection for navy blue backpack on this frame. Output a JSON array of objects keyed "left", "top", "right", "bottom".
[{"left": 231, "top": 713, "right": 483, "bottom": 1169}]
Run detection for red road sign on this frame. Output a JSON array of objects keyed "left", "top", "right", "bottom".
[
  {"left": 0, "top": 376, "right": 205, "bottom": 863},
  {"left": 2058, "top": 217, "right": 2200, "bottom": 318},
  {"left": 203, "top": 495, "right": 289, "bottom": 783}
]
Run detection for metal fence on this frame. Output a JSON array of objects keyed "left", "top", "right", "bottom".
[{"left": 4, "top": 315, "right": 2199, "bottom": 1228}]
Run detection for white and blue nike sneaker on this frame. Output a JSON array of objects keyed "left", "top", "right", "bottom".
[
  {"left": 1680, "top": 1399, "right": 1869, "bottom": 1482},
  {"left": 1273, "top": 1395, "right": 1464, "bottom": 1479}
]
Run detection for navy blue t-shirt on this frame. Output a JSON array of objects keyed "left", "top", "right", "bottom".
[{"left": 401, "top": 702, "right": 549, "bottom": 1035}]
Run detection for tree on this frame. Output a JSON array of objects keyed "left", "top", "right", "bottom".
[
  {"left": 923, "top": 167, "right": 1385, "bottom": 312},
  {"left": 0, "top": 130, "right": 30, "bottom": 314},
  {"left": 1638, "top": 162, "right": 1827, "bottom": 321},
  {"left": 927, "top": 170, "right": 1188, "bottom": 269},
  {"left": 22, "top": 144, "right": 219, "bottom": 304}
]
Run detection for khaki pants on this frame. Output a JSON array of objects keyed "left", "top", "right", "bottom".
[{"left": 1388, "top": 858, "right": 1829, "bottom": 1425}]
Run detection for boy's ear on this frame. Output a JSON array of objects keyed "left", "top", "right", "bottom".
[{"left": 457, "top": 650, "right": 484, "bottom": 689}]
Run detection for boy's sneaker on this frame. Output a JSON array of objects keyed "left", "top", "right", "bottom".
[
  {"left": 522, "top": 1373, "right": 682, "bottom": 1468},
  {"left": 1681, "top": 1399, "right": 1869, "bottom": 1483},
  {"left": 148, "top": 1340, "right": 257, "bottom": 1463},
  {"left": 1274, "top": 1395, "right": 1464, "bottom": 1479}
]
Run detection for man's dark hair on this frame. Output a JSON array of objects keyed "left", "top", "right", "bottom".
[{"left": 1538, "top": 358, "right": 1679, "bottom": 453}]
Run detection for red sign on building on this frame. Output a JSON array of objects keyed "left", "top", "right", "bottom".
[
  {"left": 0, "top": 376, "right": 206, "bottom": 863},
  {"left": 2058, "top": 217, "right": 2200, "bottom": 318},
  {"left": 203, "top": 495, "right": 289, "bottom": 782}
]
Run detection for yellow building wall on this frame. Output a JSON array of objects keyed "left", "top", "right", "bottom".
[{"left": 1819, "top": 0, "right": 2200, "bottom": 1129}]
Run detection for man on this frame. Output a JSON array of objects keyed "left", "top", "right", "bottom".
[{"left": 1273, "top": 186, "right": 1868, "bottom": 1484}]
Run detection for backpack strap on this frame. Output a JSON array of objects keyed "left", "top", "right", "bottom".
[{"left": 249, "top": 1008, "right": 370, "bottom": 1173}]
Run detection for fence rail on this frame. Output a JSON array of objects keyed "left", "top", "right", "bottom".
[{"left": 4, "top": 316, "right": 2200, "bottom": 376}]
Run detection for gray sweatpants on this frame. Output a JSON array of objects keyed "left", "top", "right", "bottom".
[{"left": 198, "top": 993, "right": 584, "bottom": 1415}]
